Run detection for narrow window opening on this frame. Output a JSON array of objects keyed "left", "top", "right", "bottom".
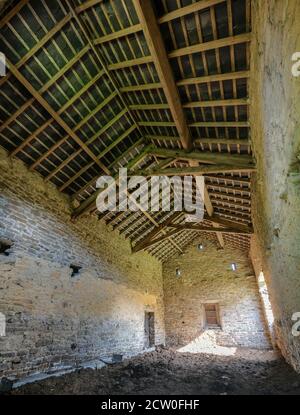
[
  {"left": 112, "top": 354, "right": 123, "bottom": 363},
  {"left": 197, "top": 243, "right": 204, "bottom": 251},
  {"left": 204, "top": 304, "right": 221, "bottom": 328},
  {"left": 0, "top": 240, "right": 12, "bottom": 256},
  {"left": 258, "top": 271, "right": 275, "bottom": 338},
  {"left": 70, "top": 264, "right": 82, "bottom": 277},
  {"left": 144, "top": 311, "right": 155, "bottom": 349}
]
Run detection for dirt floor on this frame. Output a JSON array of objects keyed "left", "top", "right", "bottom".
[{"left": 6, "top": 347, "right": 300, "bottom": 395}]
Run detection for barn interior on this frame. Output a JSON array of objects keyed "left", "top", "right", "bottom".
[{"left": 0, "top": 0, "right": 299, "bottom": 395}]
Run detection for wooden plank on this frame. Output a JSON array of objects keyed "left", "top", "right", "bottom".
[
  {"left": 146, "top": 147, "right": 254, "bottom": 166},
  {"left": 176, "top": 70, "right": 250, "bottom": 86},
  {"left": 44, "top": 107, "right": 127, "bottom": 181},
  {"left": 134, "top": 228, "right": 185, "bottom": 253},
  {"left": 205, "top": 175, "right": 251, "bottom": 185},
  {"left": 94, "top": 24, "right": 142, "bottom": 44},
  {"left": 0, "top": 0, "right": 29, "bottom": 29},
  {"left": 129, "top": 165, "right": 256, "bottom": 177},
  {"left": 168, "top": 33, "right": 251, "bottom": 59},
  {"left": 120, "top": 82, "right": 162, "bottom": 92},
  {"left": 17, "top": 14, "right": 72, "bottom": 68},
  {"left": 129, "top": 98, "right": 248, "bottom": 110},
  {"left": 108, "top": 56, "right": 152, "bottom": 70},
  {"left": 146, "top": 135, "right": 250, "bottom": 147},
  {"left": 57, "top": 125, "right": 138, "bottom": 190},
  {"left": 1, "top": 45, "right": 91, "bottom": 138},
  {"left": 0, "top": 13, "right": 72, "bottom": 88},
  {"left": 167, "top": 224, "right": 252, "bottom": 235},
  {"left": 13, "top": 68, "right": 104, "bottom": 160},
  {"left": 206, "top": 182, "right": 251, "bottom": 194},
  {"left": 190, "top": 121, "right": 249, "bottom": 128},
  {"left": 205, "top": 215, "right": 254, "bottom": 232},
  {"left": 71, "top": 139, "right": 145, "bottom": 200},
  {"left": 208, "top": 191, "right": 251, "bottom": 204},
  {"left": 135, "top": 222, "right": 251, "bottom": 253},
  {"left": 6, "top": 58, "right": 110, "bottom": 175},
  {"left": 72, "top": 145, "right": 149, "bottom": 218},
  {"left": 138, "top": 121, "right": 249, "bottom": 128},
  {"left": 158, "top": 0, "right": 226, "bottom": 23},
  {"left": 183, "top": 98, "right": 248, "bottom": 108},
  {"left": 189, "top": 158, "right": 224, "bottom": 248},
  {"left": 210, "top": 198, "right": 251, "bottom": 211},
  {"left": 132, "top": 212, "right": 182, "bottom": 253},
  {"left": 120, "top": 71, "right": 249, "bottom": 92},
  {"left": 75, "top": 0, "right": 104, "bottom": 13},
  {"left": 97, "top": 125, "right": 137, "bottom": 160},
  {"left": 133, "top": 0, "right": 192, "bottom": 151}
]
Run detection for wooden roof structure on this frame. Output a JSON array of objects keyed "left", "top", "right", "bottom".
[{"left": 0, "top": 0, "right": 254, "bottom": 261}]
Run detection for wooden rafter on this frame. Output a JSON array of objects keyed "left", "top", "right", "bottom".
[
  {"left": 0, "top": 0, "right": 254, "bottom": 259},
  {"left": 146, "top": 136, "right": 250, "bottom": 147},
  {"left": 146, "top": 147, "right": 254, "bottom": 166},
  {"left": 131, "top": 212, "right": 182, "bottom": 253},
  {"left": 104, "top": 33, "right": 250, "bottom": 71},
  {"left": 158, "top": 0, "right": 226, "bottom": 23},
  {"left": 169, "top": 33, "right": 251, "bottom": 59},
  {"left": 133, "top": 228, "right": 187, "bottom": 253},
  {"left": 138, "top": 121, "right": 249, "bottom": 128},
  {"left": 167, "top": 224, "right": 252, "bottom": 235},
  {"left": 129, "top": 165, "right": 255, "bottom": 177},
  {"left": 134, "top": 223, "right": 251, "bottom": 253},
  {"left": 120, "top": 70, "right": 250, "bottom": 93},
  {"left": 76, "top": 0, "right": 225, "bottom": 22},
  {"left": 6, "top": 58, "right": 111, "bottom": 175},
  {"left": 0, "top": 13, "right": 72, "bottom": 88},
  {"left": 129, "top": 98, "right": 248, "bottom": 111},
  {"left": 0, "top": 0, "right": 29, "bottom": 29},
  {"left": 131, "top": 0, "right": 251, "bottom": 251},
  {"left": 133, "top": 0, "right": 192, "bottom": 151},
  {"left": 1, "top": 45, "right": 91, "bottom": 140}
]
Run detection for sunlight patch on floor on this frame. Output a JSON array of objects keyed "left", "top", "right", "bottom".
[{"left": 177, "top": 330, "right": 237, "bottom": 356}]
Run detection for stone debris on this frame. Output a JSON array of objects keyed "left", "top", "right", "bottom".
[{"left": 6, "top": 348, "right": 300, "bottom": 396}]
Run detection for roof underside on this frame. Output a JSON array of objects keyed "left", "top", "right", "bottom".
[{"left": 0, "top": 0, "right": 253, "bottom": 261}]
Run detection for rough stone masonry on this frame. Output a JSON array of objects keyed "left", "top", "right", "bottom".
[
  {"left": 250, "top": 0, "right": 300, "bottom": 372},
  {"left": 0, "top": 147, "right": 271, "bottom": 382},
  {"left": 0, "top": 147, "right": 165, "bottom": 380},
  {"left": 163, "top": 238, "right": 271, "bottom": 349}
]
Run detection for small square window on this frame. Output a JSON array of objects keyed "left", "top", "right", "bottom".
[
  {"left": 204, "top": 304, "right": 221, "bottom": 328},
  {"left": 0, "top": 240, "right": 12, "bottom": 256},
  {"left": 70, "top": 264, "right": 82, "bottom": 277}
]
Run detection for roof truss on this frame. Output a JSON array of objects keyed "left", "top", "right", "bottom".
[{"left": 0, "top": 0, "right": 253, "bottom": 260}]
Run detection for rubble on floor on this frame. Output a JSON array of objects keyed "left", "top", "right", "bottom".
[{"left": 6, "top": 347, "right": 300, "bottom": 395}]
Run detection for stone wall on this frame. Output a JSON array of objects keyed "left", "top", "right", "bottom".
[
  {"left": 250, "top": 0, "right": 300, "bottom": 371},
  {"left": 163, "top": 238, "right": 271, "bottom": 349},
  {"left": 0, "top": 148, "right": 165, "bottom": 380}
]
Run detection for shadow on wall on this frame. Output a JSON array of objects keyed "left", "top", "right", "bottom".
[{"left": 177, "top": 330, "right": 237, "bottom": 356}]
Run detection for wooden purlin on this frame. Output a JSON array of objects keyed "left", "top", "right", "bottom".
[{"left": 0, "top": 0, "right": 253, "bottom": 259}]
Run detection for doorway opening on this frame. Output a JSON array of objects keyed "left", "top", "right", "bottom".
[
  {"left": 204, "top": 304, "right": 221, "bottom": 328},
  {"left": 144, "top": 312, "right": 155, "bottom": 349}
]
